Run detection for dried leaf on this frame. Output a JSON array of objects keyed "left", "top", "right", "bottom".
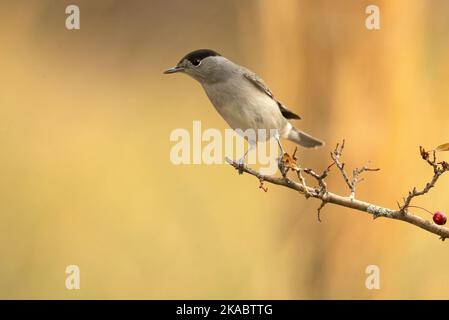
[
  {"left": 435, "top": 143, "right": 449, "bottom": 152},
  {"left": 282, "top": 153, "right": 300, "bottom": 171}
]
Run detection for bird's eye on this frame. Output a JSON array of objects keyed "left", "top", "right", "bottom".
[{"left": 192, "top": 58, "right": 201, "bottom": 66}]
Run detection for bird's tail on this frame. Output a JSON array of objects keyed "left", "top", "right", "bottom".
[{"left": 287, "top": 126, "right": 324, "bottom": 148}]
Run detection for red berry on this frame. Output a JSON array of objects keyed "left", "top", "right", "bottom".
[{"left": 433, "top": 211, "right": 447, "bottom": 225}]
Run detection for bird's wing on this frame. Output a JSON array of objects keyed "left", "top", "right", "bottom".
[
  {"left": 277, "top": 103, "right": 302, "bottom": 120},
  {"left": 242, "top": 69, "right": 301, "bottom": 120}
]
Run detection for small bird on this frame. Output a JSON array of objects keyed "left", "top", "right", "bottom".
[{"left": 164, "top": 49, "right": 324, "bottom": 163}]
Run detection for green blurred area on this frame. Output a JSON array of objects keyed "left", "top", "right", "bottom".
[{"left": 0, "top": 0, "right": 449, "bottom": 299}]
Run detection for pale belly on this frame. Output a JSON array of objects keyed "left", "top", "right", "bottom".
[{"left": 202, "top": 82, "right": 289, "bottom": 141}]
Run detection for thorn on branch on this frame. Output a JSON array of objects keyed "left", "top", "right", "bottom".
[
  {"left": 259, "top": 178, "right": 268, "bottom": 192},
  {"left": 316, "top": 200, "right": 327, "bottom": 222}
]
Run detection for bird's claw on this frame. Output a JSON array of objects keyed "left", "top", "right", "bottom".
[{"left": 236, "top": 158, "right": 245, "bottom": 174}]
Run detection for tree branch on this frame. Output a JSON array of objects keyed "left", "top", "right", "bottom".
[
  {"left": 330, "top": 140, "right": 380, "bottom": 199},
  {"left": 226, "top": 142, "right": 449, "bottom": 240}
]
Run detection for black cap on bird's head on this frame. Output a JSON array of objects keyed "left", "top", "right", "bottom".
[
  {"left": 180, "top": 49, "right": 221, "bottom": 66},
  {"left": 164, "top": 49, "right": 221, "bottom": 74}
]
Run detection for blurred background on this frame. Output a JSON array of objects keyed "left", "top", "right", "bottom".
[{"left": 0, "top": 0, "right": 449, "bottom": 299}]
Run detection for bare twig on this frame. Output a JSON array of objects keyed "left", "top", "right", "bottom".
[
  {"left": 226, "top": 142, "right": 449, "bottom": 240},
  {"left": 330, "top": 140, "right": 353, "bottom": 191},
  {"left": 303, "top": 163, "right": 334, "bottom": 220},
  {"left": 400, "top": 146, "right": 449, "bottom": 212},
  {"left": 316, "top": 200, "right": 327, "bottom": 222},
  {"left": 330, "top": 139, "right": 379, "bottom": 199}
]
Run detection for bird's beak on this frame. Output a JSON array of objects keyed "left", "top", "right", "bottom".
[{"left": 163, "top": 66, "right": 184, "bottom": 74}]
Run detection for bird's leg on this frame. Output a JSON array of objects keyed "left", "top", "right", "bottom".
[
  {"left": 230, "top": 141, "right": 256, "bottom": 174},
  {"left": 237, "top": 141, "right": 256, "bottom": 164},
  {"left": 276, "top": 136, "right": 285, "bottom": 155},
  {"left": 274, "top": 132, "right": 287, "bottom": 174},
  {"left": 274, "top": 132, "right": 286, "bottom": 156}
]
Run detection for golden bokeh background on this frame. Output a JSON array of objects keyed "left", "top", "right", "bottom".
[{"left": 0, "top": 0, "right": 448, "bottom": 299}]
